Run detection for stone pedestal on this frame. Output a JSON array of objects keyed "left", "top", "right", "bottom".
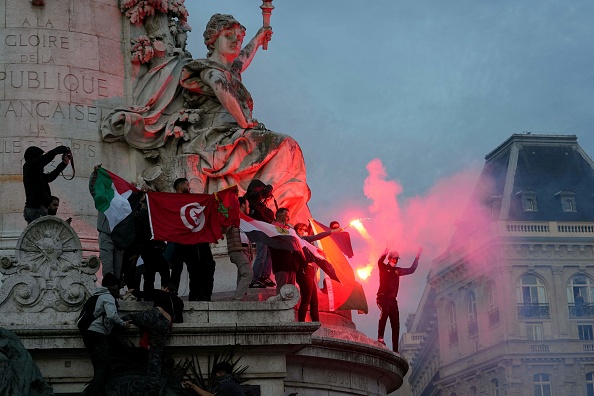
[{"left": 0, "top": 217, "right": 408, "bottom": 395}]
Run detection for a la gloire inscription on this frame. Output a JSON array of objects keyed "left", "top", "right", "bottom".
[{"left": 0, "top": 17, "right": 111, "bottom": 97}]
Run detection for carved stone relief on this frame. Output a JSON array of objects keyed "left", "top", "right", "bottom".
[{"left": 0, "top": 216, "right": 99, "bottom": 314}]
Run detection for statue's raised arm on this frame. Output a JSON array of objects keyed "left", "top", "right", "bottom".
[{"left": 102, "top": 13, "right": 311, "bottom": 224}]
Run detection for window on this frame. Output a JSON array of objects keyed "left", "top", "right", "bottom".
[
  {"left": 586, "top": 372, "right": 594, "bottom": 396},
  {"left": 567, "top": 275, "right": 594, "bottom": 318},
  {"left": 555, "top": 190, "right": 576, "bottom": 212},
  {"left": 527, "top": 323, "right": 544, "bottom": 340},
  {"left": 487, "top": 281, "right": 500, "bottom": 326},
  {"left": 491, "top": 378, "right": 500, "bottom": 396},
  {"left": 533, "top": 373, "right": 552, "bottom": 396},
  {"left": 467, "top": 291, "right": 478, "bottom": 337},
  {"left": 517, "top": 274, "right": 549, "bottom": 318},
  {"left": 517, "top": 189, "right": 538, "bottom": 212},
  {"left": 579, "top": 325, "right": 594, "bottom": 340},
  {"left": 448, "top": 302, "right": 458, "bottom": 345}
]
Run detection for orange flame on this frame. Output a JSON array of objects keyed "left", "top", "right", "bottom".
[
  {"left": 356, "top": 264, "right": 373, "bottom": 281},
  {"left": 349, "top": 219, "right": 371, "bottom": 240}
]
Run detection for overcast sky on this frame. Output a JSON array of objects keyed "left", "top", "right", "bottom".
[{"left": 185, "top": 1, "right": 594, "bottom": 343}]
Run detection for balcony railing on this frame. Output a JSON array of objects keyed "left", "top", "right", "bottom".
[
  {"left": 569, "top": 304, "right": 594, "bottom": 318},
  {"left": 488, "top": 308, "right": 500, "bottom": 326},
  {"left": 517, "top": 303, "right": 550, "bottom": 319}
]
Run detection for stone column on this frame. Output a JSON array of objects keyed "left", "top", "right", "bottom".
[{"left": 0, "top": 0, "right": 133, "bottom": 255}]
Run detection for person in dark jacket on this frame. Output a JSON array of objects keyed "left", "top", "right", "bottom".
[
  {"left": 376, "top": 247, "right": 422, "bottom": 352},
  {"left": 294, "top": 223, "right": 342, "bottom": 322},
  {"left": 123, "top": 282, "right": 184, "bottom": 393},
  {"left": 22, "top": 145, "right": 71, "bottom": 223}
]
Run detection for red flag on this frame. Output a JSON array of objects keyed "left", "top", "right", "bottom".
[
  {"left": 310, "top": 219, "right": 368, "bottom": 313},
  {"left": 146, "top": 192, "right": 222, "bottom": 244},
  {"left": 215, "top": 186, "right": 240, "bottom": 228}
]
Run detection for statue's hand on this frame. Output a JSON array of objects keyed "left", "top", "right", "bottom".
[
  {"left": 257, "top": 26, "right": 273, "bottom": 47},
  {"left": 246, "top": 118, "right": 260, "bottom": 129}
]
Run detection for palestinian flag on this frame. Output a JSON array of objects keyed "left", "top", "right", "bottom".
[
  {"left": 90, "top": 167, "right": 141, "bottom": 249},
  {"left": 310, "top": 219, "right": 368, "bottom": 313},
  {"left": 239, "top": 212, "right": 302, "bottom": 253}
]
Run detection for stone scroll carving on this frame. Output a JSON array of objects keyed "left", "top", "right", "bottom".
[{"left": 0, "top": 217, "right": 99, "bottom": 315}]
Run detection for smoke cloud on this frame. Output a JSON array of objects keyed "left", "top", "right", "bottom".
[{"left": 347, "top": 158, "right": 484, "bottom": 348}]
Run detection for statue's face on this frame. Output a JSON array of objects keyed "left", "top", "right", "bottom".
[{"left": 215, "top": 26, "right": 245, "bottom": 59}]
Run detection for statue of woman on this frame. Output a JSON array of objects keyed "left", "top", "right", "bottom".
[{"left": 102, "top": 14, "right": 311, "bottom": 223}]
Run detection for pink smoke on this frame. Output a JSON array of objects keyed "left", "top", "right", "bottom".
[{"left": 347, "top": 158, "right": 486, "bottom": 346}]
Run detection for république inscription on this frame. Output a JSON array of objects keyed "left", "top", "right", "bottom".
[{"left": 1, "top": 16, "right": 110, "bottom": 154}]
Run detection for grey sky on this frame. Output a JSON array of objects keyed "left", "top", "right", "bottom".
[{"left": 185, "top": 1, "right": 594, "bottom": 342}]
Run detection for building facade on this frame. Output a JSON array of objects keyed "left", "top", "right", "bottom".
[{"left": 402, "top": 134, "right": 594, "bottom": 396}]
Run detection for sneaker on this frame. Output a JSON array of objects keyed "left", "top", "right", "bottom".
[
  {"left": 377, "top": 338, "right": 386, "bottom": 346},
  {"left": 259, "top": 276, "right": 276, "bottom": 287},
  {"left": 249, "top": 281, "right": 266, "bottom": 288}
]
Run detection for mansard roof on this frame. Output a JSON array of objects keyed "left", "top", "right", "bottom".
[{"left": 478, "top": 133, "right": 594, "bottom": 221}]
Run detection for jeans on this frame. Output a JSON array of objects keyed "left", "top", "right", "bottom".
[
  {"left": 23, "top": 206, "right": 47, "bottom": 224},
  {"left": 297, "top": 265, "right": 319, "bottom": 321},
  {"left": 230, "top": 250, "right": 253, "bottom": 300},
  {"left": 377, "top": 296, "right": 400, "bottom": 351},
  {"left": 251, "top": 242, "right": 272, "bottom": 282}
]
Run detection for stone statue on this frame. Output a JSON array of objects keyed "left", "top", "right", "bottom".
[{"left": 102, "top": 13, "right": 311, "bottom": 223}]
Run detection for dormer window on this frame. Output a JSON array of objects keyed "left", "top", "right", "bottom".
[
  {"left": 555, "top": 190, "right": 576, "bottom": 212},
  {"left": 516, "top": 189, "right": 538, "bottom": 212}
]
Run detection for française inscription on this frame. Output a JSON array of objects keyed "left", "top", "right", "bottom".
[{"left": 0, "top": 100, "right": 100, "bottom": 123}]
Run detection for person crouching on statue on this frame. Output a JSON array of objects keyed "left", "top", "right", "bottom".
[{"left": 122, "top": 282, "right": 184, "bottom": 394}]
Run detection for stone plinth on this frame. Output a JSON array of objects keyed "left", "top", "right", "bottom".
[{"left": 1, "top": 204, "right": 407, "bottom": 396}]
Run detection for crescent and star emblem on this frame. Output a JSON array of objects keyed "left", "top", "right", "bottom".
[{"left": 180, "top": 203, "right": 206, "bottom": 232}]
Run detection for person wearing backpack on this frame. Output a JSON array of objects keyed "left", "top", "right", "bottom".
[{"left": 80, "top": 273, "right": 130, "bottom": 395}]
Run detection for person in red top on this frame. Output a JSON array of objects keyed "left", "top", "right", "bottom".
[{"left": 376, "top": 247, "right": 422, "bottom": 351}]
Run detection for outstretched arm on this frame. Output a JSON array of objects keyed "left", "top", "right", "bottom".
[
  {"left": 234, "top": 27, "right": 272, "bottom": 73},
  {"left": 399, "top": 247, "right": 423, "bottom": 276}
]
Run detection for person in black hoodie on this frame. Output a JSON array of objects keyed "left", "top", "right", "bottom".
[
  {"left": 376, "top": 247, "right": 422, "bottom": 352},
  {"left": 22, "top": 145, "right": 71, "bottom": 223}
]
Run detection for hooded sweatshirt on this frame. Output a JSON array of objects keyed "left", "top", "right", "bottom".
[{"left": 87, "top": 287, "right": 126, "bottom": 335}]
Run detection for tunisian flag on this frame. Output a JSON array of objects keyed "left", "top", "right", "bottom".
[
  {"left": 310, "top": 219, "right": 368, "bottom": 313},
  {"left": 146, "top": 192, "right": 222, "bottom": 244}
]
